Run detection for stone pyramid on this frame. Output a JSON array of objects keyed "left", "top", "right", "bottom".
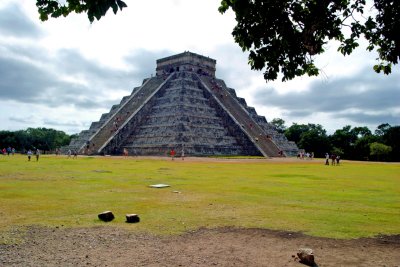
[{"left": 67, "top": 52, "right": 298, "bottom": 157}]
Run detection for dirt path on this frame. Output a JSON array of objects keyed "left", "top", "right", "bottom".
[{"left": 1, "top": 226, "right": 399, "bottom": 266}]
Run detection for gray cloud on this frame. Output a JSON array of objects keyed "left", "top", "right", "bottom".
[
  {"left": 0, "top": 3, "right": 43, "bottom": 38},
  {"left": 0, "top": 54, "right": 63, "bottom": 102},
  {"left": 0, "top": 44, "right": 172, "bottom": 111},
  {"left": 122, "top": 48, "right": 176, "bottom": 79},
  {"left": 9, "top": 115, "right": 35, "bottom": 124},
  {"left": 0, "top": 41, "right": 179, "bottom": 134},
  {"left": 43, "top": 118, "right": 86, "bottom": 127},
  {"left": 253, "top": 68, "right": 400, "bottom": 127},
  {"left": 211, "top": 44, "right": 260, "bottom": 90}
]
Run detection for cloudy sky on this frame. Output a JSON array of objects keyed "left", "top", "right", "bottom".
[{"left": 0, "top": 0, "right": 399, "bottom": 135}]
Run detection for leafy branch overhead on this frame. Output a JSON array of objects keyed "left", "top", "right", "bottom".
[
  {"left": 37, "top": 0, "right": 127, "bottom": 23},
  {"left": 219, "top": 0, "right": 399, "bottom": 81}
]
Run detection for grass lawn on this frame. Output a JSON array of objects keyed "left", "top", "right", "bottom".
[{"left": 0, "top": 154, "right": 399, "bottom": 242}]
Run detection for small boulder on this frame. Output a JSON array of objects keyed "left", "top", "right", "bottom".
[
  {"left": 98, "top": 211, "right": 114, "bottom": 222},
  {"left": 126, "top": 214, "right": 140, "bottom": 223},
  {"left": 297, "top": 248, "right": 316, "bottom": 266}
]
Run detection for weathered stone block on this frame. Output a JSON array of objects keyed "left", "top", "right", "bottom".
[
  {"left": 126, "top": 214, "right": 140, "bottom": 223},
  {"left": 98, "top": 211, "right": 114, "bottom": 222}
]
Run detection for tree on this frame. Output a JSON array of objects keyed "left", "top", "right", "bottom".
[
  {"left": 297, "top": 124, "right": 330, "bottom": 157},
  {"left": 375, "top": 123, "right": 391, "bottom": 137},
  {"left": 350, "top": 126, "right": 373, "bottom": 160},
  {"left": 353, "top": 134, "right": 378, "bottom": 160},
  {"left": 380, "top": 125, "right": 400, "bottom": 161},
  {"left": 219, "top": 0, "right": 399, "bottom": 82},
  {"left": 270, "top": 118, "right": 286, "bottom": 133},
  {"left": 0, "top": 131, "right": 17, "bottom": 149},
  {"left": 370, "top": 142, "right": 392, "bottom": 161},
  {"left": 330, "top": 125, "right": 357, "bottom": 158},
  {"left": 352, "top": 126, "right": 372, "bottom": 138},
  {"left": 0, "top": 128, "right": 72, "bottom": 153},
  {"left": 284, "top": 123, "right": 330, "bottom": 157},
  {"left": 284, "top": 123, "right": 310, "bottom": 144},
  {"left": 37, "top": 0, "right": 127, "bottom": 23}
]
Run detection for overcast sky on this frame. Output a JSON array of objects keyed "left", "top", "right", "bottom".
[{"left": 0, "top": 0, "right": 399, "bottom": 135}]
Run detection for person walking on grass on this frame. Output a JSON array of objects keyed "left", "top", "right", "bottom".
[
  {"left": 331, "top": 154, "right": 336, "bottom": 166},
  {"left": 35, "top": 149, "right": 40, "bottom": 161},
  {"left": 27, "top": 150, "right": 32, "bottom": 161},
  {"left": 170, "top": 148, "right": 176, "bottom": 160},
  {"left": 123, "top": 148, "right": 128, "bottom": 157}
]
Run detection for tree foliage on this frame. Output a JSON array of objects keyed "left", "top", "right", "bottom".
[
  {"left": 284, "top": 123, "right": 310, "bottom": 144},
  {"left": 0, "top": 128, "right": 71, "bottom": 153},
  {"left": 219, "top": 0, "right": 400, "bottom": 81},
  {"left": 370, "top": 142, "right": 392, "bottom": 161},
  {"left": 282, "top": 121, "right": 399, "bottom": 161},
  {"left": 37, "top": 0, "right": 127, "bottom": 23},
  {"left": 270, "top": 118, "right": 286, "bottom": 133},
  {"left": 284, "top": 123, "right": 330, "bottom": 157}
]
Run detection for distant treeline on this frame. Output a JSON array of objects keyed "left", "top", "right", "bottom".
[
  {"left": 1, "top": 123, "right": 399, "bottom": 161},
  {"left": 0, "top": 128, "right": 75, "bottom": 154},
  {"left": 271, "top": 119, "right": 400, "bottom": 162}
]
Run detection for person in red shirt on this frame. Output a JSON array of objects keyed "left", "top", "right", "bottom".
[{"left": 170, "top": 149, "right": 176, "bottom": 160}]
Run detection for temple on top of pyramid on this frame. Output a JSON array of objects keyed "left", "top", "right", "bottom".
[
  {"left": 66, "top": 51, "right": 298, "bottom": 157},
  {"left": 156, "top": 52, "right": 216, "bottom": 77}
]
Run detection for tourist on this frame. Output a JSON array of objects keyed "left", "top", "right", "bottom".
[
  {"left": 181, "top": 145, "right": 185, "bottom": 160},
  {"left": 170, "top": 149, "right": 176, "bottom": 160},
  {"left": 67, "top": 149, "right": 72, "bottom": 158},
  {"left": 325, "top": 153, "right": 329, "bottom": 165},
  {"left": 336, "top": 155, "right": 340, "bottom": 165},
  {"left": 331, "top": 154, "right": 336, "bottom": 166},
  {"left": 123, "top": 148, "right": 128, "bottom": 157},
  {"left": 27, "top": 150, "right": 32, "bottom": 161},
  {"left": 35, "top": 149, "right": 40, "bottom": 161},
  {"left": 73, "top": 150, "right": 77, "bottom": 159},
  {"left": 11, "top": 147, "right": 15, "bottom": 156}
]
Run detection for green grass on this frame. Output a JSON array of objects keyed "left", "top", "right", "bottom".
[{"left": 0, "top": 154, "right": 399, "bottom": 242}]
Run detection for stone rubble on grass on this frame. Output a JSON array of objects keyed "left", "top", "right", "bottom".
[
  {"left": 297, "top": 247, "right": 316, "bottom": 266},
  {"left": 98, "top": 211, "right": 115, "bottom": 222},
  {"left": 125, "top": 214, "right": 140, "bottom": 223}
]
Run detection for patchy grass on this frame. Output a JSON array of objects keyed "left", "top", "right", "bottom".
[{"left": 0, "top": 154, "right": 399, "bottom": 242}]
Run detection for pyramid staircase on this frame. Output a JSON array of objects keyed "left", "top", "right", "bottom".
[
  {"left": 199, "top": 76, "right": 281, "bottom": 157},
  {"left": 65, "top": 75, "right": 169, "bottom": 154}
]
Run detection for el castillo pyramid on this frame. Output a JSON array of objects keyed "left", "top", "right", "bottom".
[{"left": 67, "top": 51, "right": 298, "bottom": 157}]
